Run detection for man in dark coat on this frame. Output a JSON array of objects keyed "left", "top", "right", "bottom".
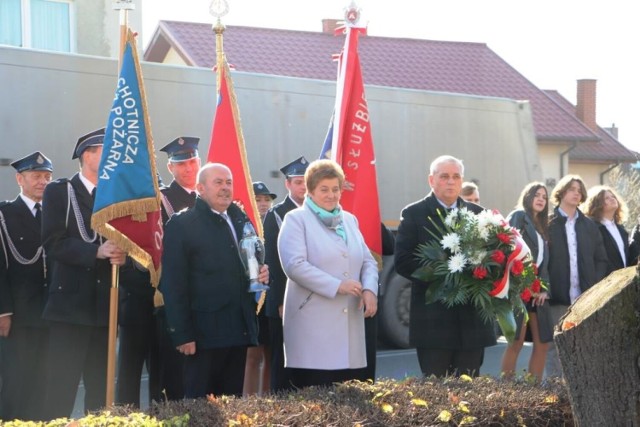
[
  {"left": 41, "top": 129, "right": 126, "bottom": 419},
  {"left": 544, "top": 175, "right": 608, "bottom": 377},
  {"left": 0, "top": 152, "right": 53, "bottom": 420},
  {"left": 263, "top": 156, "right": 308, "bottom": 392},
  {"left": 144, "top": 136, "right": 201, "bottom": 401},
  {"left": 159, "top": 163, "right": 269, "bottom": 398},
  {"left": 395, "top": 155, "right": 496, "bottom": 377}
]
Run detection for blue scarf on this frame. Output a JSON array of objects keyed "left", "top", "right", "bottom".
[{"left": 305, "top": 196, "right": 346, "bottom": 242}]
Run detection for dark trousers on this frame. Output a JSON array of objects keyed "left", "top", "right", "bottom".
[
  {"left": 0, "top": 326, "right": 48, "bottom": 421},
  {"left": 268, "top": 316, "right": 292, "bottom": 392},
  {"left": 416, "top": 347, "right": 484, "bottom": 377},
  {"left": 42, "top": 322, "right": 108, "bottom": 420},
  {"left": 289, "top": 367, "right": 359, "bottom": 389},
  {"left": 152, "top": 307, "right": 184, "bottom": 401},
  {"left": 352, "top": 315, "right": 377, "bottom": 382},
  {"left": 115, "top": 323, "right": 154, "bottom": 407},
  {"left": 183, "top": 346, "right": 247, "bottom": 398}
]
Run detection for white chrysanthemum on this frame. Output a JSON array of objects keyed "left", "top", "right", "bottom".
[
  {"left": 444, "top": 211, "right": 456, "bottom": 227},
  {"left": 441, "top": 233, "right": 461, "bottom": 253},
  {"left": 476, "top": 210, "right": 493, "bottom": 229},
  {"left": 478, "top": 227, "right": 490, "bottom": 241},
  {"left": 487, "top": 210, "right": 504, "bottom": 226},
  {"left": 468, "top": 250, "right": 487, "bottom": 265},
  {"left": 447, "top": 253, "right": 467, "bottom": 273}
]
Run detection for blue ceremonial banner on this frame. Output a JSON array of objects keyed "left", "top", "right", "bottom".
[
  {"left": 94, "top": 46, "right": 156, "bottom": 210},
  {"left": 319, "top": 112, "right": 334, "bottom": 160},
  {"left": 91, "top": 29, "right": 163, "bottom": 286}
]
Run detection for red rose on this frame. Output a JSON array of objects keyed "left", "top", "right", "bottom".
[
  {"left": 510, "top": 259, "right": 524, "bottom": 275},
  {"left": 531, "top": 278, "right": 541, "bottom": 293},
  {"left": 473, "top": 266, "right": 488, "bottom": 279},
  {"left": 521, "top": 288, "right": 532, "bottom": 303},
  {"left": 490, "top": 250, "right": 505, "bottom": 264},
  {"left": 497, "top": 232, "right": 511, "bottom": 244}
]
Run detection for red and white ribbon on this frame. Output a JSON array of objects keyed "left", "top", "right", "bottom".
[{"left": 489, "top": 234, "right": 530, "bottom": 299}]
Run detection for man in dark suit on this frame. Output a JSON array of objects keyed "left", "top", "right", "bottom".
[
  {"left": 41, "top": 128, "right": 127, "bottom": 419},
  {"left": 0, "top": 152, "right": 53, "bottom": 420},
  {"left": 159, "top": 163, "right": 269, "bottom": 398},
  {"left": 395, "top": 155, "right": 496, "bottom": 377},
  {"left": 149, "top": 136, "right": 201, "bottom": 401},
  {"left": 264, "top": 156, "right": 308, "bottom": 392}
]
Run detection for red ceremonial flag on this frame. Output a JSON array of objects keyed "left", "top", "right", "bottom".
[
  {"left": 207, "top": 50, "right": 261, "bottom": 237},
  {"left": 92, "top": 29, "right": 162, "bottom": 286},
  {"left": 327, "top": 22, "right": 382, "bottom": 257}
]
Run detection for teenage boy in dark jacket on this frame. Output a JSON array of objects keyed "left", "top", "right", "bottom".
[{"left": 544, "top": 175, "right": 608, "bottom": 377}]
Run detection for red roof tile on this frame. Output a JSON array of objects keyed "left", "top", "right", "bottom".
[{"left": 145, "top": 21, "right": 636, "bottom": 163}]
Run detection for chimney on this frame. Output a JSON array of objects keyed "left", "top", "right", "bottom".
[
  {"left": 576, "top": 79, "right": 597, "bottom": 131},
  {"left": 605, "top": 123, "right": 618, "bottom": 139},
  {"left": 322, "top": 19, "right": 341, "bottom": 34}
]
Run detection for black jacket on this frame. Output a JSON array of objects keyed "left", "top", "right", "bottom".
[
  {"left": 159, "top": 197, "right": 258, "bottom": 349},
  {"left": 41, "top": 174, "right": 112, "bottom": 326},
  {"left": 394, "top": 193, "right": 496, "bottom": 349},
  {"left": 595, "top": 221, "right": 630, "bottom": 275},
  {"left": 159, "top": 181, "right": 196, "bottom": 225},
  {"left": 630, "top": 221, "right": 640, "bottom": 267},
  {"left": 0, "top": 196, "right": 48, "bottom": 327},
  {"left": 507, "top": 210, "right": 549, "bottom": 281},
  {"left": 547, "top": 207, "right": 608, "bottom": 306},
  {"left": 263, "top": 196, "right": 298, "bottom": 318}
]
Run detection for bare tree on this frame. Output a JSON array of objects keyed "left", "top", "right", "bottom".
[{"left": 606, "top": 164, "right": 640, "bottom": 231}]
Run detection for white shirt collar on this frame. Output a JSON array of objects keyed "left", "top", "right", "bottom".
[
  {"left": 600, "top": 218, "right": 615, "bottom": 226},
  {"left": 288, "top": 194, "right": 302, "bottom": 207},
  {"left": 78, "top": 172, "right": 96, "bottom": 195},
  {"left": 179, "top": 184, "right": 196, "bottom": 195},
  {"left": 558, "top": 206, "right": 577, "bottom": 221},
  {"left": 435, "top": 197, "right": 457, "bottom": 210},
  {"left": 19, "top": 194, "right": 38, "bottom": 211}
]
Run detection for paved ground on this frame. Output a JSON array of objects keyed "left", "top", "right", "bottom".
[{"left": 72, "top": 338, "right": 532, "bottom": 417}]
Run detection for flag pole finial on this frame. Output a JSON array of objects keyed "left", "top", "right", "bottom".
[
  {"left": 112, "top": 0, "right": 135, "bottom": 10},
  {"left": 210, "top": 0, "right": 229, "bottom": 32},
  {"left": 344, "top": 1, "right": 362, "bottom": 27},
  {"left": 210, "top": 0, "right": 228, "bottom": 73}
]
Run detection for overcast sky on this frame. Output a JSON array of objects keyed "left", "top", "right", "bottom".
[{"left": 140, "top": 0, "right": 640, "bottom": 153}]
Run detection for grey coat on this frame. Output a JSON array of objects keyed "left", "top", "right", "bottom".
[{"left": 278, "top": 203, "right": 378, "bottom": 370}]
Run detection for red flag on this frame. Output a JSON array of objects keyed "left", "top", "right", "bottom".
[
  {"left": 329, "top": 25, "right": 382, "bottom": 256},
  {"left": 92, "top": 29, "right": 163, "bottom": 286},
  {"left": 207, "top": 60, "right": 261, "bottom": 236}
]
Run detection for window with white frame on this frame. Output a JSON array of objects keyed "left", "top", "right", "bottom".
[{"left": 0, "top": 0, "right": 74, "bottom": 52}]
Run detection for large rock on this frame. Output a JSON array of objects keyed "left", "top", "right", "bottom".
[{"left": 555, "top": 266, "right": 640, "bottom": 426}]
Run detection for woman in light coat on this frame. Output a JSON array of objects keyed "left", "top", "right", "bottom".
[{"left": 277, "top": 159, "right": 378, "bottom": 388}]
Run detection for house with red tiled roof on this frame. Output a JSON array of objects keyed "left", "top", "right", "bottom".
[{"left": 144, "top": 19, "right": 637, "bottom": 187}]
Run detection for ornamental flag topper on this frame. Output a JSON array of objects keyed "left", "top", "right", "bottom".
[{"left": 344, "top": 1, "right": 362, "bottom": 26}]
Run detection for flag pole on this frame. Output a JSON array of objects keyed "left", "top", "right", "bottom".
[{"left": 106, "top": 0, "right": 134, "bottom": 408}]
